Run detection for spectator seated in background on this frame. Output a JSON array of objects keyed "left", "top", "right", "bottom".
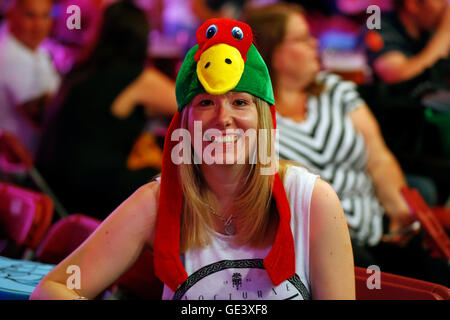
[
  {"left": 36, "top": 0, "right": 177, "bottom": 221},
  {"left": 0, "top": 0, "right": 60, "bottom": 157},
  {"left": 363, "top": 0, "right": 450, "bottom": 170},
  {"left": 370, "top": 0, "right": 450, "bottom": 86},
  {"left": 246, "top": 3, "right": 450, "bottom": 287}
]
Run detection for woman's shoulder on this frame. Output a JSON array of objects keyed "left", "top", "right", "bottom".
[
  {"left": 280, "top": 161, "right": 319, "bottom": 184},
  {"left": 280, "top": 161, "right": 320, "bottom": 205},
  {"left": 314, "top": 71, "right": 364, "bottom": 113},
  {"left": 316, "top": 71, "right": 359, "bottom": 93},
  {"left": 112, "top": 180, "right": 160, "bottom": 224},
  {"left": 132, "top": 180, "right": 161, "bottom": 209},
  {"left": 316, "top": 71, "right": 341, "bottom": 88},
  {"left": 282, "top": 162, "right": 333, "bottom": 195}
]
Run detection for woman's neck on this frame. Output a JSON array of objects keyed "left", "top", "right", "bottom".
[
  {"left": 275, "top": 86, "right": 308, "bottom": 122},
  {"left": 201, "top": 164, "right": 247, "bottom": 213}
]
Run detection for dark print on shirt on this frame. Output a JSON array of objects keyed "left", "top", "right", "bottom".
[
  {"left": 172, "top": 259, "right": 310, "bottom": 300},
  {"left": 232, "top": 272, "right": 243, "bottom": 290}
]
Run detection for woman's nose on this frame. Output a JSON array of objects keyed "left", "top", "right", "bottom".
[{"left": 216, "top": 102, "right": 233, "bottom": 128}]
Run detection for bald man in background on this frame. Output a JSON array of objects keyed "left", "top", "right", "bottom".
[{"left": 0, "top": 0, "right": 60, "bottom": 156}]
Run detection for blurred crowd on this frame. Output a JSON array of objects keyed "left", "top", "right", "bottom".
[{"left": 0, "top": 0, "right": 449, "bottom": 286}]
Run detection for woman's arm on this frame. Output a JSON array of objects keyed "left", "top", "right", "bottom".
[
  {"left": 111, "top": 68, "right": 178, "bottom": 119},
  {"left": 309, "top": 178, "right": 355, "bottom": 300},
  {"left": 138, "top": 68, "right": 178, "bottom": 116},
  {"left": 350, "top": 104, "right": 416, "bottom": 244},
  {"left": 30, "top": 181, "right": 160, "bottom": 300}
]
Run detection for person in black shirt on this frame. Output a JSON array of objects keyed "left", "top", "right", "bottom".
[
  {"left": 369, "top": 0, "right": 449, "bottom": 84},
  {"left": 363, "top": 0, "right": 450, "bottom": 205},
  {"left": 36, "top": 0, "right": 177, "bottom": 220},
  {"left": 365, "top": 0, "right": 450, "bottom": 149}
]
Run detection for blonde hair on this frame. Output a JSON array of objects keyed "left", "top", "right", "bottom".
[{"left": 179, "top": 96, "right": 280, "bottom": 252}]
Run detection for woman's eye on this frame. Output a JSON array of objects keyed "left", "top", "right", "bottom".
[
  {"left": 233, "top": 99, "right": 248, "bottom": 106},
  {"left": 199, "top": 99, "right": 214, "bottom": 106}
]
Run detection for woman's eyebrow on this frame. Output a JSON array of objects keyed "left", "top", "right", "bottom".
[
  {"left": 227, "top": 91, "right": 251, "bottom": 98},
  {"left": 193, "top": 94, "right": 212, "bottom": 102}
]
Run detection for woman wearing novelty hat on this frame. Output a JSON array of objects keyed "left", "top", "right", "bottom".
[{"left": 31, "top": 19, "right": 355, "bottom": 300}]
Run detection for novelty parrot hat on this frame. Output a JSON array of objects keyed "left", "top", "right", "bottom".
[{"left": 153, "top": 18, "right": 296, "bottom": 291}]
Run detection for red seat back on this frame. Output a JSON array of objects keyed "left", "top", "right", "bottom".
[
  {"left": 355, "top": 267, "right": 450, "bottom": 300},
  {"left": 401, "top": 187, "right": 450, "bottom": 261},
  {"left": 0, "top": 182, "right": 53, "bottom": 249},
  {"left": 431, "top": 206, "right": 450, "bottom": 231},
  {"left": 35, "top": 213, "right": 101, "bottom": 264},
  {"left": 35, "top": 213, "right": 163, "bottom": 299},
  {"left": 0, "top": 129, "right": 34, "bottom": 172}
]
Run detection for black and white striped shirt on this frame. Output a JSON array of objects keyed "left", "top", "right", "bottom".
[{"left": 277, "top": 72, "right": 384, "bottom": 246}]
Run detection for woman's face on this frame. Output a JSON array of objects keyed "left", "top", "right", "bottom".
[
  {"left": 273, "top": 13, "right": 320, "bottom": 87},
  {"left": 186, "top": 91, "right": 259, "bottom": 166}
]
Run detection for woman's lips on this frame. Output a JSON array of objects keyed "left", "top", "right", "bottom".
[
  {"left": 209, "top": 135, "right": 239, "bottom": 144},
  {"left": 205, "top": 133, "right": 240, "bottom": 144}
]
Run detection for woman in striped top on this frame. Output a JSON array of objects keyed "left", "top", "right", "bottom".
[{"left": 246, "top": 3, "right": 450, "bottom": 286}]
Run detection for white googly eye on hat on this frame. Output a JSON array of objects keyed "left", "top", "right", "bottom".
[
  {"left": 231, "top": 26, "right": 243, "bottom": 40},
  {"left": 206, "top": 24, "right": 218, "bottom": 39}
]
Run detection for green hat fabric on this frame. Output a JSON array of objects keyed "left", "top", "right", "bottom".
[{"left": 175, "top": 43, "right": 275, "bottom": 111}]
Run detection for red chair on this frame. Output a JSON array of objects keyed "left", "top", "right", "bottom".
[
  {"left": 355, "top": 266, "right": 450, "bottom": 300},
  {"left": 0, "top": 129, "right": 69, "bottom": 218},
  {"left": 431, "top": 206, "right": 450, "bottom": 231},
  {"left": 0, "top": 182, "right": 54, "bottom": 258},
  {"left": 401, "top": 187, "right": 450, "bottom": 261},
  {"left": 35, "top": 213, "right": 102, "bottom": 264},
  {"left": 0, "top": 129, "right": 33, "bottom": 177},
  {"left": 36, "top": 213, "right": 163, "bottom": 299}
]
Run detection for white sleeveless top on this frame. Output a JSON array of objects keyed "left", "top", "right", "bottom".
[{"left": 161, "top": 166, "right": 318, "bottom": 300}]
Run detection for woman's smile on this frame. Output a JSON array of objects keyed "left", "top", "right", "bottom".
[{"left": 205, "top": 133, "right": 240, "bottom": 144}]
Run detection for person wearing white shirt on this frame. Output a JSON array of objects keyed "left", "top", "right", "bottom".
[{"left": 0, "top": 0, "right": 60, "bottom": 156}]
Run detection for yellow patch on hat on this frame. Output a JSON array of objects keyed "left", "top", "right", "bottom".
[{"left": 196, "top": 43, "right": 245, "bottom": 95}]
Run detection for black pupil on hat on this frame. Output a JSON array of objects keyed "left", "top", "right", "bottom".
[
  {"left": 232, "top": 27, "right": 243, "bottom": 40},
  {"left": 206, "top": 25, "right": 217, "bottom": 39}
]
